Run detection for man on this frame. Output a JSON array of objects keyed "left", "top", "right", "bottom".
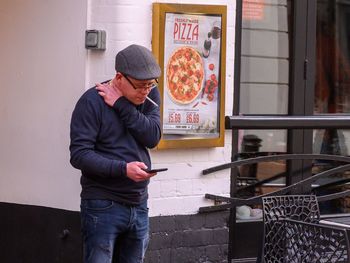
[{"left": 70, "top": 44, "right": 162, "bottom": 263}]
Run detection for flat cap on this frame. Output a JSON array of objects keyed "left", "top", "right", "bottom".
[{"left": 115, "top": 44, "right": 161, "bottom": 80}]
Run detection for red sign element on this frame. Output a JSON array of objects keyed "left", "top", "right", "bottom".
[
  {"left": 168, "top": 112, "right": 181, "bottom": 123},
  {"left": 173, "top": 17, "right": 199, "bottom": 45},
  {"left": 243, "top": 0, "right": 265, "bottom": 21},
  {"left": 186, "top": 112, "right": 200, "bottom": 124}
]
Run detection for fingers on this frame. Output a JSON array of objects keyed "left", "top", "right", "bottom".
[
  {"left": 95, "top": 83, "right": 115, "bottom": 106},
  {"left": 126, "top": 162, "right": 158, "bottom": 182},
  {"left": 95, "top": 83, "right": 107, "bottom": 91},
  {"left": 95, "top": 83, "right": 103, "bottom": 89},
  {"left": 147, "top": 172, "right": 157, "bottom": 178},
  {"left": 138, "top": 173, "right": 156, "bottom": 182},
  {"left": 131, "top": 173, "right": 152, "bottom": 182},
  {"left": 141, "top": 170, "right": 157, "bottom": 180},
  {"left": 98, "top": 91, "right": 105, "bottom": 97},
  {"left": 129, "top": 169, "right": 156, "bottom": 182},
  {"left": 137, "top": 162, "right": 148, "bottom": 170}
]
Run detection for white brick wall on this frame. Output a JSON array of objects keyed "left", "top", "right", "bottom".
[{"left": 87, "top": 0, "right": 236, "bottom": 216}]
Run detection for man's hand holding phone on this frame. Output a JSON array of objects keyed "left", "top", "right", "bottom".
[{"left": 126, "top": 162, "right": 167, "bottom": 182}]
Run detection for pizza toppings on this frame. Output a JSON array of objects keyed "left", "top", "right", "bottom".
[
  {"left": 202, "top": 74, "right": 218, "bottom": 101},
  {"left": 166, "top": 46, "right": 204, "bottom": 104}
]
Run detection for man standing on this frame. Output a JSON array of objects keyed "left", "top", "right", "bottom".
[{"left": 70, "top": 44, "right": 161, "bottom": 263}]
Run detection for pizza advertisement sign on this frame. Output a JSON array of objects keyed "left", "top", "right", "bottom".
[
  {"left": 152, "top": 4, "right": 227, "bottom": 149},
  {"left": 163, "top": 13, "right": 221, "bottom": 137}
]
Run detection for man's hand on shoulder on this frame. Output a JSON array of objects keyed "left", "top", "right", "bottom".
[
  {"left": 126, "top": 161, "right": 156, "bottom": 182},
  {"left": 96, "top": 82, "right": 122, "bottom": 106}
]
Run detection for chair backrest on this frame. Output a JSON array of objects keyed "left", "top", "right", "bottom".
[
  {"left": 261, "top": 195, "right": 320, "bottom": 263},
  {"left": 284, "top": 218, "right": 350, "bottom": 263}
]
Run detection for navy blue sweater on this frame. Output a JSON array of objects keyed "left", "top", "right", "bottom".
[{"left": 70, "top": 85, "right": 161, "bottom": 205}]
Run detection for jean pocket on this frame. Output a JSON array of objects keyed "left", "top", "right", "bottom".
[
  {"left": 138, "top": 201, "right": 149, "bottom": 213},
  {"left": 82, "top": 199, "right": 114, "bottom": 211}
]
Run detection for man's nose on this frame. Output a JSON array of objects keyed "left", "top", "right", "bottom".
[{"left": 141, "top": 88, "right": 151, "bottom": 95}]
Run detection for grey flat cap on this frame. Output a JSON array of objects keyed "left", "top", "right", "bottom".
[{"left": 115, "top": 44, "right": 161, "bottom": 80}]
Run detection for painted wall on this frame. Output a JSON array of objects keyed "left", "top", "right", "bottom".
[
  {"left": 0, "top": 0, "right": 87, "bottom": 210},
  {"left": 0, "top": 0, "right": 235, "bottom": 216}
]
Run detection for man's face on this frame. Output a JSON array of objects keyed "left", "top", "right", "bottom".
[{"left": 118, "top": 73, "right": 157, "bottom": 105}]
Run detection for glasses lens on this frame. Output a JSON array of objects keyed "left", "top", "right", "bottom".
[
  {"left": 124, "top": 74, "right": 157, "bottom": 91},
  {"left": 149, "top": 83, "right": 157, "bottom": 89},
  {"left": 137, "top": 82, "right": 157, "bottom": 91}
]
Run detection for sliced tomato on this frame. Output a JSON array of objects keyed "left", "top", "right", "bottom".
[
  {"left": 194, "top": 70, "right": 201, "bottom": 78},
  {"left": 185, "top": 51, "right": 192, "bottom": 61}
]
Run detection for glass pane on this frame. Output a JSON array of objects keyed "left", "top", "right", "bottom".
[
  {"left": 236, "top": 130, "right": 287, "bottom": 199},
  {"left": 313, "top": 1, "right": 350, "bottom": 214},
  {"left": 312, "top": 129, "right": 350, "bottom": 214},
  {"left": 237, "top": 0, "right": 292, "bottom": 208},
  {"left": 240, "top": 0, "right": 291, "bottom": 115},
  {"left": 233, "top": 1, "right": 293, "bottom": 260},
  {"left": 315, "top": 0, "right": 350, "bottom": 114}
]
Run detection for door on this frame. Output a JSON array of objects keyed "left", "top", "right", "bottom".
[
  {"left": 230, "top": 0, "right": 296, "bottom": 260},
  {"left": 228, "top": 0, "right": 350, "bottom": 261},
  {"left": 312, "top": 0, "right": 350, "bottom": 214}
]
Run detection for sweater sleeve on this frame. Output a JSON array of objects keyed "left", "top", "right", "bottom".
[
  {"left": 69, "top": 95, "right": 126, "bottom": 178},
  {"left": 113, "top": 88, "right": 161, "bottom": 149}
]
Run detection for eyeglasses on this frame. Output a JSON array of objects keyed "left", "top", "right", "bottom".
[{"left": 122, "top": 74, "right": 158, "bottom": 91}]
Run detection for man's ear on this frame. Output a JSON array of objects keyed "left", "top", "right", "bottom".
[
  {"left": 115, "top": 72, "right": 123, "bottom": 80},
  {"left": 114, "top": 73, "right": 125, "bottom": 93}
]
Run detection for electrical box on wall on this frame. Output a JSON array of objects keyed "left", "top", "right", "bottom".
[{"left": 85, "top": 30, "right": 106, "bottom": 50}]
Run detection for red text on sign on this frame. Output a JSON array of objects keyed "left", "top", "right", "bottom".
[
  {"left": 186, "top": 112, "right": 200, "bottom": 124},
  {"left": 168, "top": 112, "right": 181, "bottom": 123},
  {"left": 173, "top": 22, "right": 199, "bottom": 41}
]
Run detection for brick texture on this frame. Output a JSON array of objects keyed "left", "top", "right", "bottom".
[{"left": 146, "top": 212, "right": 230, "bottom": 263}]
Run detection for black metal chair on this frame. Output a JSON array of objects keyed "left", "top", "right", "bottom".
[
  {"left": 199, "top": 154, "right": 350, "bottom": 263},
  {"left": 261, "top": 195, "right": 320, "bottom": 262},
  {"left": 284, "top": 218, "right": 350, "bottom": 263},
  {"left": 261, "top": 195, "right": 350, "bottom": 263}
]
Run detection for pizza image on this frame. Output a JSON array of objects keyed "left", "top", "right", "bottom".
[{"left": 166, "top": 46, "right": 204, "bottom": 104}]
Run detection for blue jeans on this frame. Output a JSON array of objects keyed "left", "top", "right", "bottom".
[{"left": 80, "top": 199, "right": 149, "bottom": 263}]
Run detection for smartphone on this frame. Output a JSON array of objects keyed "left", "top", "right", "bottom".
[{"left": 142, "top": 168, "right": 168, "bottom": 173}]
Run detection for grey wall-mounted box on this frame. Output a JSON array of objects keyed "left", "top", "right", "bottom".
[{"left": 85, "top": 30, "right": 106, "bottom": 50}]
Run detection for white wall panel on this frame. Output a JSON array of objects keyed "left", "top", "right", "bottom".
[{"left": 0, "top": 0, "right": 87, "bottom": 210}]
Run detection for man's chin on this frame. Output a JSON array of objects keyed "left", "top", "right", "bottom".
[
  {"left": 139, "top": 98, "right": 147, "bottom": 104},
  {"left": 133, "top": 98, "right": 146, "bottom": 105}
]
